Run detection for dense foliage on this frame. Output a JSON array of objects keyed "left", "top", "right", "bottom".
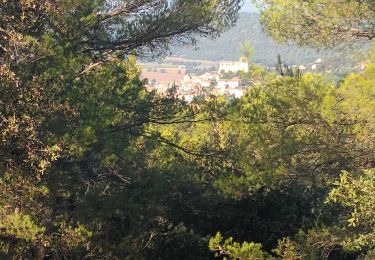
[
  {"left": 0, "top": 0, "right": 374, "bottom": 259},
  {"left": 255, "top": 0, "right": 375, "bottom": 47}
]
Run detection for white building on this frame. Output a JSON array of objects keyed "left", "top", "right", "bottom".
[
  {"left": 226, "top": 88, "right": 244, "bottom": 98},
  {"left": 218, "top": 79, "right": 241, "bottom": 91},
  {"left": 183, "top": 94, "right": 195, "bottom": 103},
  {"left": 201, "top": 80, "right": 211, "bottom": 88},
  {"left": 219, "top": 59, "right": 249, "bottom": 73},
  {"left": 314, "top": 58, "right": 322, "bottom": 63},
  {"left": 354, "top": 62, "right": 367, "bottom": 70}
]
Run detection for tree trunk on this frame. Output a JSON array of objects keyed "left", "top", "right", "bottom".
[
  {"left": 6, "top": 237, "right": 15, "bottom": 260},
  {"left": 35, "top": 239, "right": 46, "bottom": 260}
]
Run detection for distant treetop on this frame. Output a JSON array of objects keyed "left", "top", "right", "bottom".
[{"left": 254, "top": 0, "right": 375, "bottom": 47}]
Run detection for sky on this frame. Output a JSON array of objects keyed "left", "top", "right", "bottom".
[{"left": 242, "top": 1, "right": 259, "bottom": 13}]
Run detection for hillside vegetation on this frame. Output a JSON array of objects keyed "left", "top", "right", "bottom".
[{"left": 173, "top": 13, "right": 369, "bottom": 71}]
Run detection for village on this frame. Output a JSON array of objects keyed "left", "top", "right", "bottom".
[
  {"left": 140, "top": 56, "right": 337, "bottom": 102},
  {"left": 141, "top": 58, "right": 250, "bottom": 102},
  {"left": 141, "top": 55, "right": 369, "bottom": 103}
]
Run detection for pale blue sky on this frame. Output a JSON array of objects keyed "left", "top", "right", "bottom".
[{"left": 242, "top": 1, "right": 258, "bottom": 13}]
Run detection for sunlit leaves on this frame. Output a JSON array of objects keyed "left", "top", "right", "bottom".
[
  {"left": 326, "top": 169, "right": 375, "bottom": 252},
  {"left": 209, "top": 232, "right": 273, "bottom": 259}
]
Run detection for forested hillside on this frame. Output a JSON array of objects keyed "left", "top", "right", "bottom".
[
  {"left": 1, "top": 1, "right": 374, "bottom": 259},
  {"left": 173, "top": 13, "right": 369, "bottom": 69}
]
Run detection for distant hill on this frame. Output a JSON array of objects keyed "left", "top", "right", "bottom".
[{"left": 171, "top": 13, "right": 370, "bottom": 72}]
